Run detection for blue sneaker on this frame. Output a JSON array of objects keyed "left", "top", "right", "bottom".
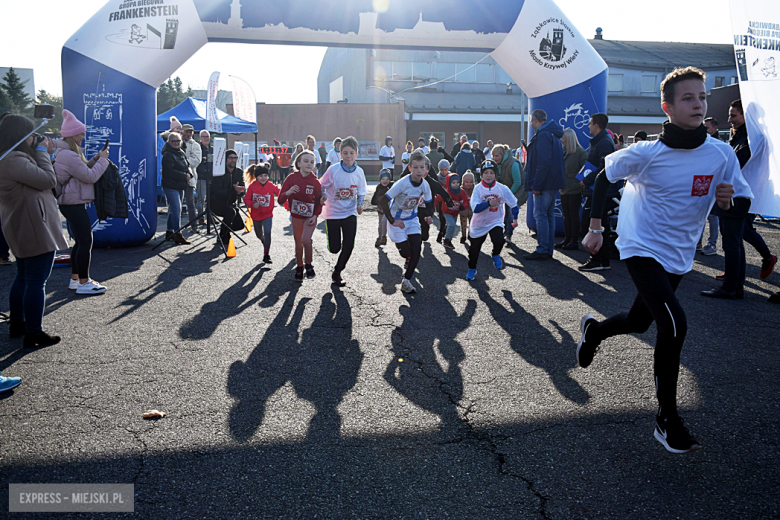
[
  {"left": 0, "top": 372, "right": 21, "bottom": 393},
  {"left": 492, "top": 255, "right": 503, "bottom": 269},
  {"left": 466, "top": 268, "right": 477, "bottom": 281}
]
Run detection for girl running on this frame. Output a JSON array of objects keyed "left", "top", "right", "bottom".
[{"left": 243, "top": 163, "right": 280, "bottom": 264}]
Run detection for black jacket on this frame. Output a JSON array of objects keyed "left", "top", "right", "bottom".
[
  {"left": 583, "top": 129, "right": 617, "bottom": 197},
  {"left": 196, "top": 143, "right": 213, "bottom": 181},
  {"left": 730, "top": 125, "right": 751, "bottom": 168},
  {"left": 161, "top": 143, "right": 190, "bottom": 191},
  {"left": 211, "top": 166, "right": 245, "bottom": 207},
  {"left": 94, "top": 161, "right": 128, "bottom": 221},
  {"left": 371, "top": 182, "right": 393, "bottom": 214}
]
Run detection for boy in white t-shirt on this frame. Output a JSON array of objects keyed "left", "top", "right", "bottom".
[
  {"left": 578, "top": 67, "right": 753, "bottom": 454},
  {"left": 378, "top": 150, "right": 433, "bottom": 294},
  {"left": 325, "top": 137, "right": 341, "bottom": 171},
  {"left": 379, "top": 136, "right": 395, "bottom": 174},
  {"left": 320, "top": 136, "right": 368, "bottom": 287}
]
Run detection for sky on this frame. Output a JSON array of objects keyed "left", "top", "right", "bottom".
[{"left": 1, "top": 0, "right": 735, "bottom": 102}]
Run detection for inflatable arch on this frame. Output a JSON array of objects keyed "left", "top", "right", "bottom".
[{"left": 63, "top": 0, "right": 607, "bottom": 246}]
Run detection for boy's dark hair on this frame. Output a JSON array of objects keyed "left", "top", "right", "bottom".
[
  {"left": 590, "top": 113, "right": 608, "bottom": 131},
  {"left": 332, "top": 137, "right": 342, "bottom": 147},
  {"left": 729, "top": 99, "right": 743, "bottom": 114},
  {"left": 409, "top": 149, "right": 427, "bottom": 165},
  {"left": 660, "top": 67, "right": 706, "bottom": 104},
  {"left": 461, "top": 142, "right": 471, "bottom": 151},
  {"left": 704, "top": 117, "right": 718, "bottom": 127},
  {"left": 341, "top": 136, "right": 359, "bottom": 152},
  {"left": 633, "top": 130, "right": 648, "bottom": 141},
  {"left": 0, "top": 113, "right": 35, "bottom": 157},
  {"left": 429, "top": 136, "right": 438, "bottom": 147}
]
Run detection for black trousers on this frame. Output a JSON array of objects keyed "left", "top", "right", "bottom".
[
  {"left": 326, "top": 215, "right": 357, "bottom": 273},
  {"left": 591, "top": 256, "right": 687, "bottom": 418},
  {"left": 212, "top": 201, "right": 244, "bottom": 240},
  {"left": 468, "top": 226, "right": 505, "bottom": 269},
  {"left": 582, "top": 196, "right": 617, "bottom": 265},
  {"left": 396, "top": 234, "right": 423, "bottom": 280},
  {"left": 560, "top": 193, "right": 582, "bottom": 244},
  {"left": 59, "top": 204, "right": 93, "bottom": 279}
]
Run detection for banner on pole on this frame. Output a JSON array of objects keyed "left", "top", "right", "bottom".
[
  {"left": 729, "top": 0, "right": 780, "bottom": 216},
  {"left": 206, "top": 71, "right": 223, "bottom": 133},
  {"left": 212, "top": 137, "right": 226, "bottom": 177},
  {"left": 230, "top": 75, "right": 257, "bottom": 124}
]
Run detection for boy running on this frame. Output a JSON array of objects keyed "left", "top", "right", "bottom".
[{"left": 578, "top": 67, "right": 753, "bottom": 454}]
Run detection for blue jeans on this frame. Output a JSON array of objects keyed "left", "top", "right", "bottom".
[
  {"left": 9, "top": 251, "right": 55, "bottom": 333},
  {"left": 699, "top": 211, "right": 719, "bottom": 248},
  {"left": 532, "top": 190, "right": 557, "bottom": 254},
  {"left": 163, "top": 187, "right": 183, "bottom": 232},
  {"left": 444, "top": 214, "right": 459, "bottom": 240}
]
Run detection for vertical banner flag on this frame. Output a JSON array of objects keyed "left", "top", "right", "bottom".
[
  {"left": 243, "top": 153, "right": 250, "bottom": 171},
  {"left": 729, "top": 0, "right": 780, "bottom": 216},
  {"left": 206, "top": 71, "right": 223, "bottom": 133},
  {"left": 230, "top": 76, "right": 257, "bottom": 124},
  {"left": 212, "top": 137, "right": 226, "bottom": 177},
  {"left": 234, "top": 141, "right": 243, "bottom": 169}
]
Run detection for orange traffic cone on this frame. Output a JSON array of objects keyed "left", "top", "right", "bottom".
[
  {"left": 226, "top": 238, "right": 237, "bottom": 257},
  {"left": 244, "top": 215, "right": 253, "bottom": 233}
]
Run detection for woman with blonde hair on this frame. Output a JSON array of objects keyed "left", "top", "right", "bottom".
[
  {"left": 557, "top": 128, "right": 588, "bottom": 250},
  {"left": 55, "top": 109, "right": 110, "bottom": 294}
]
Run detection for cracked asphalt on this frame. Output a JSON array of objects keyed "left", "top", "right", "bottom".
[{"left": 1, "top": 188, "right": 779, "bottom": 519}]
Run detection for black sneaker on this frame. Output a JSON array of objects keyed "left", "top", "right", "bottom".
[
  {"left": 294, "top": 266, "right": 304, "bottom": 282},
  {"left": 305, "top": 264, "right": 316, "bottom": 279},
  {"left": 576, "top": 314, "right": 600, "bottom": 368},
  {"left": 436, "top": 233, "right": 443, "bottom": 244},
  {"left": 332, "top": 271, "right": 346, "bottom": 287},
  {"left": 262, "top": 254, "right": 272, "bottom": 264},
  {"left": 24, "top": 331, "right": 61, "bottom": 349},
  {"left": 579, "top": 259, "right": 610, "bottom": 272},
  {"left": 654, "top": 415, "right": 701, "bottom": 454}
]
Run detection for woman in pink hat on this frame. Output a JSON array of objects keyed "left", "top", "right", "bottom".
[{"left": 54, "top": 109, "right": 109, "bottom": 295}]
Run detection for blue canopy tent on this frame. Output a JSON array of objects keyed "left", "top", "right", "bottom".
[{"left": 157, "top": 97, "right": 257, "bottom": 133}]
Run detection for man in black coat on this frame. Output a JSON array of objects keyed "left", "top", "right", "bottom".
[{"left": 211, "top": 149, "right": 245, "bottom": 244}]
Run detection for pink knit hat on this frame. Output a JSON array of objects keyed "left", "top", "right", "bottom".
[
  {"left": 169, "top": 116, "right": 182, "bottom": 130},
  {"left": 60, "top": 109, "right": 87, "bottom": 138}
]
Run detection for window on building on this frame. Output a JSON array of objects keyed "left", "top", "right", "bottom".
[
  {"left": 715, "top": 76, "right": 725, "bottom": 88},
  {"left": 393, "top": 61, "right": 412, "bottom": 81},
  {"left": 641, "top": 75, "right": 656, "bottom": 92},
  {"left": 374, "top": 61, "right": 392, "bottom": 81},
  {"left": 456, "top": 63, "right": 476, "bottom": 82},
  {"left": 436, "top": 62, "right": 457, "bottom": 81},
  {"left": 476, "top": 63, "right": 494, "bottom": 83},
  {"left": 608, "top": 74, "right": 623, "bottom": 92},
  {"left": 496, "top": 65, "right": 514, "bottom": 85},
  {"left": 731, "top": 76, "right": 738, "bottom": 84},
  {"left": 413, "top": 62, "right": 431, "bottom": 81}
]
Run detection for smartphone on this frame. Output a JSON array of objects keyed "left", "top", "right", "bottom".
[
  {"left": 34, "top": 104, "right": 54, "bottom": 120},
  {"left": 103, "top": 138, "right": 110, "bottom": 150}
]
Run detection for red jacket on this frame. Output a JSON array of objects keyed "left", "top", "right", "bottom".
[
  {"left": 243, "top": 180, "right": 280, "bottom": 221},
  {"left": 435, "top": 174, "right": 470, "bottom": 216},
  {"left": 278, "top": 171, "right": 323, "bottom": 219}
]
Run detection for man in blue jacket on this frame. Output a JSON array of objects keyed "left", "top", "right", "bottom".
[{"left": 524, "top": 109, "right": 565, "bottom": 260}]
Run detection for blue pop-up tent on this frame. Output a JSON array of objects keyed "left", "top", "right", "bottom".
[{"left": 156, "top": 97, "right": 257, "bottom": 133}]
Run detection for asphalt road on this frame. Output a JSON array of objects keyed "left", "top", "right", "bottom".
[{"left": 1, "top": 191, "right": 779, "bottom": 519}]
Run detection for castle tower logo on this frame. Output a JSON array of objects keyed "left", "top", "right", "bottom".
[
  {"left": 528, "top": 18, "right": 579, "bottom": 71},
  {"left": 539, "top": 28, "right": 566, "bottom": 62}
]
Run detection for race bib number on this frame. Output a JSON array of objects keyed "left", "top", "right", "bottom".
[
  {"left": 691, "top": 175, "right": 713, "bottom": 197},
  {"left": 252, "top": 193, "right": 271, "bottom": 207},
  {"left": 291, "top": 199, "right": 314, "bottom": 217},
  {"left": 305, "top": 185, "right": 314, "bottom": 195},
  {"left": 335, "top": 186, "right": 357, "bottom": 201},
  {"left": 400, "top": 196, "right": 420, "bottom": 211}
]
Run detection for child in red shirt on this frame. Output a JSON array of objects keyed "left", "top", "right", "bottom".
[
  {"left": 243, "top": 163, "right": 280, "bottom": 264},
  {"left": 278, "top": 150, "right": 322, "bottom": 281},
  {"left": 435, "top": 174, "right": 470, "bottom": 249}
]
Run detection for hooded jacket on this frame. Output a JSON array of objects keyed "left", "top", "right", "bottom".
[
  {"left": 435, "top": 173, "right": 470, "bottom": 216},
  {"left": 525, "top": 120, "right": 566, "bottom": 192},
  {"left": 161, "top": 142, "right": 190, "bottom": 191},
  {"left": 54, "top": 139, "right": 109, "bottom": 205},
  {"left": 453, "top": 149, "right": 476, "bottom": 176}
]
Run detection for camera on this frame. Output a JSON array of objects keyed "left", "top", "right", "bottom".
[
  {"left": 34, "top": 104, "right": 54, "bottom": 120},
  {"left": 33, "top": 133, "right": 45, "bottom": 145}
]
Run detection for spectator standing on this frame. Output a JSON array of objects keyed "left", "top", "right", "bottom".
[
  {"left": 55, "top": 109, "right": 110, "bottom": 294},
  {"left": 325, "top": 137, "right": 342, "bottom": 171},
  {"left": 196, "top": 130, "right": 211, "bottom": 225},
  {"left": 426, "top": 136, "right": 452, "bottom": 177},
  {"left": 306, "top": 135, "right": 323, "bottom": 174},
  {"left": 180, "top": 124, "right": 201, "bottom": 233},
  {"left": 523, "top": 109, "right": 565, "bottom": 260},
  {"left": 493, "top": 144, "right": 526, "bottom": 242},
  {"left": 0, "top": 113, "right": 67, "bottom": 348},
  {"left": 210, "top": 149, "right": 246, "bottom": 246},
  {"left": 451, "top": 134, "right": 468, "bottom": 157},
  {"left": 401, "top": 141, "right": 413, "bottom": 167},
  {"left": 483, "top": 140, "right": 494, "bottom": 161},
  {"left": 557, "top": 128, "right": 587, "bottom": 250},
  {"left": 161, "top": 132, "right": 192, "bottom": 245},
  {"left": 379, "top": 136, "right": 395, "bottom": 176},
  {"left": 318, "top": 143, "right": 328, "bottom": 175},
  {"left": 290, "top": 143, "right": 304, "bottom": 171},
  {"left": 453, "top": 142, "right": 476, "bottom": 176},
  {"left": 416, "top": 137, "right": 430, "bottom": 154},
  {"left": 472, "top": 141, "right": 485, "bottom": 172}
]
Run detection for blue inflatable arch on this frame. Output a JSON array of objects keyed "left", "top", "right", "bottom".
[{"left": 63, "top": 0, "right": 607, "bottom": 246}]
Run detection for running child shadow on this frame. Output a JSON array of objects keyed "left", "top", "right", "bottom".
[
  {"left": 478, "top": 286, "right": 589, "bottom": 405},
  {"left": 227, "top": 290, "right": 362, "bottom": 443},
  {"left": 371, "top": 248, "right": 403, "bottom": 295}
]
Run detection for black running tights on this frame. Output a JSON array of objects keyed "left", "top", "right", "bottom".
[
  {"left": 396, "top": 233, "right": 422, "bottom": 280},
  {"left": 326, "top": 215, "right": 357, "bottom": 273},
  {"left": 591, "top": 256, "right": 687, "bottom": 417},
  {"left": 59, "top": 204, "right": 93, "bottom": 279},
  {"left": 468, "top": 226, "right": 505, "bottom": 269}
]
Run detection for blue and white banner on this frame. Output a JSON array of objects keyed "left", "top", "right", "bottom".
[{"left": 729, "top": 0, "right": 780, "bottom": 216}]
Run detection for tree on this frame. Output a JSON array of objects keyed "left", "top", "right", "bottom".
[
  {"left": 1, "top": 67, "right": 33, "bottom": 115},
  {"left": 36, "top": 90, "right": 63, "bottom": 133},
  {"left": 0, "top": 87, "right": 12, "bottom": 114},
  {"left": 156, "top": 76, "right": 194, "bottom": 114}
]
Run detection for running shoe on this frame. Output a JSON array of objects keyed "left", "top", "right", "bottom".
[
  {"left": 576, "top": 314, "right": 600, "bottom": 369},
  {"left": 466, "top": 268, "right": 477, "bottom": 281},
  {"left": 295, "top": 266, "right": 304, "bottom": 282},
  {"left": 69, "top": 278, "right": 79, "bottom": 290},
  {"left": 332, "top": 271, "right": 346, "bottom": 287},
  {"left": 654, "top": 415, "right": 701, "bottom": 454},
  {"left": 76, "top": 279, "right": 106, "bottom": 295},
  {"left": 579, "top": 259, "right": 610, "bottom": 271},
  {"left": 262, "top": 254, "right": 272, "bottom": 264},
  {"left": 0, "top": 257, "right": 12, "bottom": 266},
  {"left": 700, "top": 245, "right": 717, "bottom": 256},
  {"left": 443, "top": 239, "right": 455, "bottom": 249},
  {"left": 305, "top": 264, "right": 316, "bottom": 279},
  {"left": 0, "top": 372, "right": 21, "bottom": 393},
  {"left": 492, "top": 255, "right": 504, "bottom": 269},
  {"left": 400, "top": 278, "right": 417, "bottom": 293},
  {"left": 760, "top": 254, "right": 777, "bottom": 279}
]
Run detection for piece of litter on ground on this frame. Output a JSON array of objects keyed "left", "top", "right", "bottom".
[
  {"left": 142, "top": 410, "right": 167, "bottom": 419},
  {"left": 398, "top": 358, "right": 403, "bottom": 362}
]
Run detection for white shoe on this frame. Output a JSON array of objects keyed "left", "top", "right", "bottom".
[
  {"left": 76, "top": 279, "right": 107, "bottom": 295},
  {"left": 68, "top": 279, "right": 78, "bottom": 290},
  {"left": 400, "top": 278, "right": 417, "bottom": 293}
]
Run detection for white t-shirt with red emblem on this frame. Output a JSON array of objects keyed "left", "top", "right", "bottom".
[
  {"left": 469, "top": 181, "right": 518, "bottom": 239},
  {"left": 319, "top": 162, "right": 368, "bottom": 220},
  {"left": 606, "top": 136, "right": 753, "bottom": 275}
]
